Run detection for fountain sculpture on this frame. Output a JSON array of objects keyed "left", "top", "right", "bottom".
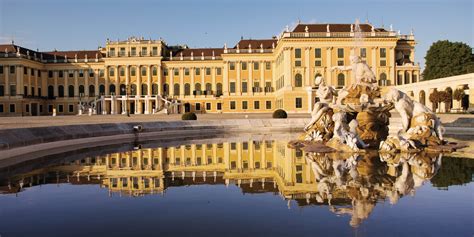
[{"left": 290, "top": 20, "right": 462, "bottom": 154}]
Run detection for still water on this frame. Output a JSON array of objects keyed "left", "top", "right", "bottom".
[{"left": 0, "top": 135, "right": 473, "bottom": 237}]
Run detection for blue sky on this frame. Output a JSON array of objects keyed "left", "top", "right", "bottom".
[{"left": 0, "top": 0, "right": 472, "bottom": 69}]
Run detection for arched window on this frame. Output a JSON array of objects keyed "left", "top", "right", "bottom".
[
  {"left": 337, "top": 73, "right": 345, "bottom": 88},
  {"left": 216, "top": 83, "right": 223, "bottom": 96},
  {"left": 48, "top": 85, "right": 54, "bottom": 98},
  {"left": 99, "top": 85, "right": 105, "bottom": 95},
  {"left": 130, "top": 84, "right": 137, "bottom": 96},
  {"left": 152, "top": 83, "right": 159, "bottom": 95},
  {"left": 109, "top": 84, "right": 116, "bottom": 95},
  {"left": 89, "top": 85, "right": 95, "bottom": 97},
  {"left": 419, "top": 90, "right": 426, "bottom": 105},
  {"left": 378, "top": 73, "right": 387, "bottom": 86},
  {"left": 294, "top": 73, "right": 303, "bottom": 87},
  {"left": 79, "top": 85, "right": 85, "bottom": 95},
  {"left": 404, "top": 71, "right": 410, "bottom": 84},
  {"left": 195, "top": 83, "right": 201, "bottom": 95},
  {"left": 142, "top": 83, "right": 148, "bottom": 96},
  {"left": 141, "top": 66, "right": 147, "bottom": 76},
  {"left": 68, "top": 85, "right": 74, "bottom": 97},
  {"left": 152, "top": 66, "right": 157, "bottom": 76},
  {"left": 163, "top": 83, "right": 169, "bottom": 96},
  {"left": 205, "top": 83, "right": 212, "bottom": 94},
  {"left": 184, "top": 83, "right": 191, "bottom": 95},
  {"left": 120, "top": 84, "right": 126, "bottom": 95},
  {"left": 173, "top": 83, "right": 180, "bottom": 95}
]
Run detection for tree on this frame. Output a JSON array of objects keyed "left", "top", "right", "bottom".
[
  {"left": 423, "top": 40, "right": 473, "bottom": 80},
  {"left": 429, "top": 90, "right": 440, "bottom": 111},
  {"left": 453, "top": 88, "right": 465, "bottom": 102},
  {"left": 438, "top": 90, "right": 452, "bottom": 112}
]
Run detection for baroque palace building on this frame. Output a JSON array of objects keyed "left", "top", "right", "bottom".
[{"left": 0, "top": 23, "right": 420, "bottom": 116}]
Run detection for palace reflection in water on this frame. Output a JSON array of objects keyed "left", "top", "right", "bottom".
[{"left": 0, "top": 138, "right": 468, "bottom": 227}]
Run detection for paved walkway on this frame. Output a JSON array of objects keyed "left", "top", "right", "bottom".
[{"left": 0, "top": 112, "right": 472, "bottom": 130}]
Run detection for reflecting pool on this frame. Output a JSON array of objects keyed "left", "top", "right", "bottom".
[{"left": 0, "top": 135, "right": 473, "bottom": 237}]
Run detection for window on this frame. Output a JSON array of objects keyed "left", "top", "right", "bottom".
[
  {"left": 216, "top": 83, "right": 223, "bottom": 96},
  {"left": 254, "top": 101, "right": 260, "bottom": 109},
  {"left": 337, "top": 48, "right": 344, "bottom": 58},
  {"left": 173, "top": 83, "right": 180, "bottom": 95},
  {"left": 380, "top": 60, "right": 386, "bottom": 66},
  {"left": 9, "top": 104, "right": 15, "bottom": 113},
  {"left": 378, "top": 73, "right": 388, "bottom": 86},
  {"left": 217, "top": 103, "right": 222, "bottom": 110},
  {"left": 294, "top": 74, "right": 303, "bottom": 87},
  {"left": 173, "top": 68, "right": 179, "bottom": 76},
  {"left": 315, "top": 48, "right": 321, "bottom": 58},
  {"left": 119, "top": 48, "right": 125, "bottom": 56},
  {"left": 48, "top": 86, "right": 54, "bottom": 98},
  {"left": 152, "top": 47, "right": 158, "bottom": 56},
  {"left": 58, "top": 104, "right": 64, "bottom": 113},
  {"left": 242, "top": 101, "right": 248, "bottom": 110},
  {"left": 206, "top": 102, "right": 211, "bottom": 110},
  {"left": 216, "top": 68, "right": 222, "bottom": 75},
  {"left": 0, "top": 104, "right": 3, "bottom": 113},
  {"left": 48, "top": 70, "right": 53, "bottom": 78},
  {"left": 58, "top": 70, "right": 63, "bottom": 78},
  {"left": 184, "top": 83, "right": 191, "bottom": 95},
  {"left": 141, "top": 47, "right": 147, "bottom": 56},
  {"left": 109, "top": 67, "right": 115, "bottom": 77},
  {"left": 230, "top": 101, "right": 236, "bottom": 110},
  {"left": 24, "top": 67, "right": 27, "bottom": 74},
  {"left": 152, "top": 67, "right": 157, "bottom": 76},
  {"left": 58, "top": 85, "right": 64, "bottom": 97},
  {"left": 109, "top": 48, "right": 115, "bottom": 57},
  {"left": 68, "top": 104, "right": 74, "bottom": 113},
  {"left": 152, "top": 84, "right": 159, "bottom": 95},
  {"left": 295, "top": 60, "right": 301, "bottom": 67},
  {"left": 89, "top": 85, "right": 95, "bottom": 96},
  {"left": 380, "top": 48, "right": 387, "bottom": 58},
  {"left": 184, "top": 68, "right": 189, "bottom": 76},
  {"left": 337, "top": 60, "right": 344, "bottom": 66},
  {"left": 241, "top": 62, "right": 247, "bottom": 70},
  {"left": 99, "top": 85, "right": 105, "bottom": 95},
  {"left": 295, "top": 97, "right": 302, "bottom": 108},
  {"left": 79, "top": 70, "right": 84, "bottom": 77},
  {"left": 0, "top": 85, "right": 3, "bottom": 96},
  {"left": 205, "top": 83, "right": 212, "bottom": 94},
  {"left": 99, "top": 69, "right": 104, "bottom": 77},
  {"left": 131, "top": 47, "right": 136, "bottom": 56},
  {"left": 131, "top": 67, "right": 136, "bottom": 76},
  {"left": 206, "top": 68, "right": 211, "bottom": 75},
  {"left": 253, "top": 62, "right": 259, "bottom": 70},
  {"left": 295, "top": 48, "right": 301, "bottom": 58},
  {"left": 194, "top": 83, "right": 201, "bottom": 95},
  {"left": 241, "top": 81, "right": 248, "bottom": 93},
  {"left": 68, "top": 71, "right": 74, "bottom": 78},
  {"left": 266, "top": 101, "right": 272, "bottom": 109},
  {"left": 230, "top": 82, "right": 236, "bottom": 93},
  {"left": 229, "top": 62, "right": 235, "bottom": 70},
  {"left": 195, "top": 103, "right": 201, "bottom": 111},
  {"left": 315, "top": 60, "right": 322, "bottom": 66},
  {"left": 360, "top": 48, "right": 367, "bottom": 58},
  {"left": 10, "top": 66, "right": 15, "bottom": 74},
  {"left": 89, "top": 69, "right": 94, "bottom": 77},
  {"left": 0, "top": 66, "right": 3, "bottom": 74},
  {"left": 120, "top": 67, "right": 125, "bottom": 76},
  {"left": 141, "top": 67, "right": 147, "bottom": 76},
  {"left": 337, "top": 73, "right": 345, "bottom": 88},
  {"left": 68, "top": 85, "right": 74, "bottom": 97},
  {"left": 265, "top": 62, "right": 271, "bottom": 70}
]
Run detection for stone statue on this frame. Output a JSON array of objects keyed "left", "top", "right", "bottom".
[
  {"left": 383, "top": 88, "right": 444, "bottom": 144},
  {"left": 301, "top": 76, "right": 336, "bottom": 141}
]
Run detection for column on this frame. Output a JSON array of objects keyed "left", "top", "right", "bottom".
[
  {"left": 105, "top": 66, "right": 110, "bottom": 95},
  {"left": 305, "top": 47, "right": 311, "bottom": 86},
  {"left": 124, "top": 65, "right": 130, "bottom": 114},
  {"left": 74, "top": 70, "right": 79, "bottom": 97},
  {"left": 4, "top": 65, "right": 9, "bottom": 96},
  {"left": 64, "top": 70, "right": 69, "bottom": 97},
  {"left": 326, "top": 47, "right": 332, "bottom": 86},
  {"left": 223, "top": 62, "right": 229, "bottom": 96},
  {"left": 53, "top": 70, "right": 58, "bottom": 97},
  {"left": 136, "top": 65, "right": 142, "bottom": 114},
  {"left": 179, "top": 67, "right": 184, "bottom": 96},
  {"left": 41, "top": 70, "right": 47, "bottom": 98},
  {"left": 260, "top": 61, "right": 264, "bottom": 95},
  {"left": 389, "top": 47, "right": 395, "bottom": 85},
  {"left": 147, "top": 65, "right": 152, "bottom": 95},
  {"left": 94, "top": 69, "right": 99, "bottom": 96},
  {"left": 84, "top": 69, "right": 89, "bottom": 97},
  {"left": 283, "top": 48, "right": 292, "bottom": 88},
  {"left": 211, "top": 66, "right": 216, "bottom": 92},
  {"left": 190, "top": 67, "right": 195, "bottom": 96},
  {"left": 248, "top": 61, "right": 253, "bottom": 95},
  {"left": 236, "top": 62, "right": 241, "bottom": 95},
  {"left": 16, "top": 66, "right": 23, "bottom": 96},
  {"left": 157, "top": 65, "right": 162, "bottom": 95},
  {"left": 371, "top": 47, "right": 377, "bottom": 79},
  {"left": 26, "top": 67, "right": 31, "bottom": 96},
  {"left": 200, "top": 67, "right": 205, "bottom": 95},
  {"left": 169, "top": 67, "right": 174, "bottom": 96}
]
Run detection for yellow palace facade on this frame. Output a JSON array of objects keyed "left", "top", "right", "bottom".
[{"left": 0, "top": 23, "right": 420, "bottom": 116}]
